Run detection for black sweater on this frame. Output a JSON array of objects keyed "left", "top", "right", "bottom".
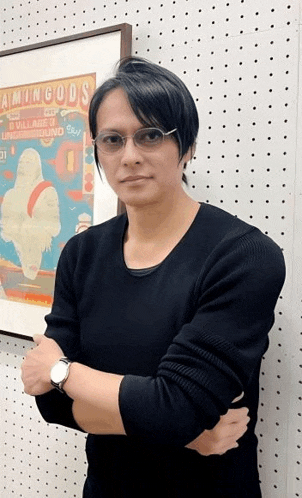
[{"left": 36, "top": 203, "right": 285, "bottom": 497}]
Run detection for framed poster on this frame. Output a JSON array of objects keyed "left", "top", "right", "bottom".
[{"left": 0, "top": 24, "right": 132, "bottom": 338}]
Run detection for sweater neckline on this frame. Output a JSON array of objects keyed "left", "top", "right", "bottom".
[{"left": 119, "top": 202, "right": 204, "bottom": 276}]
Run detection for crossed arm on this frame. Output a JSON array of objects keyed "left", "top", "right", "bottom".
[{"left": 21, "top": 334, "right": 249, "bottom": 457}]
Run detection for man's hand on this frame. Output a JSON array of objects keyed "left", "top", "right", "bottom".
[
  {"left": 21, "top": 334, "right": 64, "bottom": 396},
  {"left": 186, "top": 406, "right": 250, "bottom": 456}
]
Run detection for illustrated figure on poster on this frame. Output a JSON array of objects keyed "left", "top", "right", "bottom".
[
  {"left": 75, "top": 213, "right": 92, "bottom": 234},
  {"left": 0, "top": 148, "right": 61, "bottom": 280}
]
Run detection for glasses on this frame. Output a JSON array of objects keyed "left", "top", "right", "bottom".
[{"left": 92, "top": 127, "right": 177, "bottom": 155}]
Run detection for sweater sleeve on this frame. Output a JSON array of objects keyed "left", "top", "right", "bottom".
[
  {"left": 35, "top": 237, "right": 83, "bottom": 431},
  {"left": 119, "top": 229, "right": 285, "bottom": 446}
]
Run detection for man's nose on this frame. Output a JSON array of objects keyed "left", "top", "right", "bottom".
[{"left": 121, "top": 137, "right": 143, "bottom": 166}]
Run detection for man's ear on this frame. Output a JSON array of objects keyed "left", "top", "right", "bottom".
[{"left": 182, "top": 143, "right": 196, "bottom": 164}]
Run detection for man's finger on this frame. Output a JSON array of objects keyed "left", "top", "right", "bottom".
[
  {"left": 232, "top": 392, "right": 244, "bottom": 403},
  {"left": 218, "top": 442, "right": 239, "bottom": 455},
  {"left": 221, "top": 407, "right": 249, "bottom": 423},
  {"left": 223, "top": 422, "right": 248, "bottom": 440},
  {"left": 33, "top": 334, "right": 44, "bottom": 345}
]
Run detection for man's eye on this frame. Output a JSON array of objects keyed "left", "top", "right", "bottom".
[
  {"left": 102, "top": 134, "right": 122, "bottom": 145},
  {"left": 139, "top": 130, "right": 162, "bottom": 142}
]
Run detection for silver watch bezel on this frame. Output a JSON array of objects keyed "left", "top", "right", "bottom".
[{"left": 50, "top": 357, "right": 72, "bottom": 393}]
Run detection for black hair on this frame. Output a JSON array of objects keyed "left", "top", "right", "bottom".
[{"left": 89, "top": 56, "right": 199, "bottom": 184}]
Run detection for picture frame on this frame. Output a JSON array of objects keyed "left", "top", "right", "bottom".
[{"left": 0, "top": 24, "right": 132, "bottom": 339}]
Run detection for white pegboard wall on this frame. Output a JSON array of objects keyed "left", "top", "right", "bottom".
[
  {"left": 0, "top": 1, "right": 301, "bottom": 497},
  {"left": 0, "top": 335, "right": 87, "bottom": 497}
]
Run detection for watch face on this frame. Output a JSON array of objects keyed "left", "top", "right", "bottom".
[{"left": 51, "top": 361, "right": 68, "bottom": 384}]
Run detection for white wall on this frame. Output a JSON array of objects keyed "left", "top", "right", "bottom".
[{"left": 0, "top": 1, "right": 301, "bottom": 496}]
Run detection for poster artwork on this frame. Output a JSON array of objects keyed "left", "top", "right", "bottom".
[{"left": 0, "top": 74, "right": 96, "bottom": 307}]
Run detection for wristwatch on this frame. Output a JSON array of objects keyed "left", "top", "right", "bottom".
[{"left": 50, "top": 357, "right": 72, "bottom": 393}]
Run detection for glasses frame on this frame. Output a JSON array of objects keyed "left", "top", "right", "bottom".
[{"left": 92, "top": 127, "right": 177, "bottom": 154}]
